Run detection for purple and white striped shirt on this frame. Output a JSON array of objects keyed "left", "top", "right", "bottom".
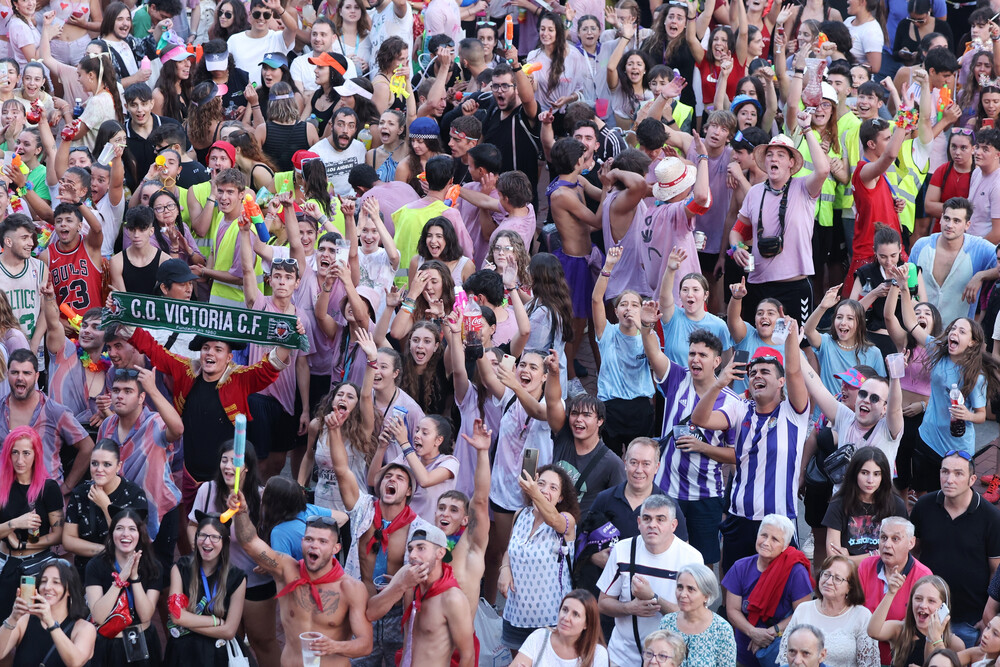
[
  {"left": 719, "top": 397, "right": 810, "bottom": 521},
  {"left": 654, "top": 361, "right": 739, "bottom": 501}
]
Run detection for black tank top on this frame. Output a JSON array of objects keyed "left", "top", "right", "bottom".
[
  {"left": 122, "top": 248, "right": 163, "bottom": 295},
  {"left": 263, "top": 121, "right": 310, "bottom": 173},
  {"left": 309, "top": 89, "right": 335, "bottom": 136},
  {"left": 12, "top": 616, "right": 74, "bottom": 667}
]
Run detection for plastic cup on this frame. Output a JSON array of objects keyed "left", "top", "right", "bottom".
[
  {"left": 886, "top": 353, "right": 905, "bottom": 380},
  {"left": 744, "top": 254, "right": 755, "bottom": 272},
  {"left": 595, "top": 98, "right": 609, "bottom": 118},
  {"left": 300, "top": 632, "right": 323, "bottom": 667},
  {"left": 672, "top": 424, "right": 691, "bottom": 440},
  {"left": 97, "top": 142, "right": 116, "bottom": 166}
]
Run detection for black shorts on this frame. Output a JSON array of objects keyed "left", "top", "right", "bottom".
[
  {"left": 911, "top": 437, "right": 944, "bottom": 493},
  {"left": 247, "top": 393, "right": 296, "bottom": 458},
  {"left": 812, "top": 219, "right": 848, "bottom": 267},
  {"left": 698, "top": 251, "right": 720, "bottom": 280},
  {"left": 742, "top": 277, "right": 814, "bottom": 325},
  {"left": 489, "top": 499, "right": 516, "bottom": 515},
  {"left": 602, "top": 396, "right": 655, "bottom": 456},
  {"left": 246, "top": 580, "right": 278, "bottom": 602}
]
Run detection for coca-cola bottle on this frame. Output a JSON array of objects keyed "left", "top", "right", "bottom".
[
  {"left": 463, "top": 299, "right": 483, "bottom": 352},
  {"left": 950, "top": 383, "right": 966, "bottom": 437}
]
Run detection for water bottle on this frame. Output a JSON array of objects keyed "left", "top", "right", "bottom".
[
  {"left": 72, "top": 98, "right": 83, "bottom": 119},
  {"left": 359, "top": 124, "right": 372, "bottom": 150},
  {"left": 307, "top": 114, "right": 319, "bottom": 127},
  {"left": 390, "top": 406, "right": 408, "bottom": 449},
  {"left": 463, "top": 298, "right": 483, "bottom": 350},
  {"left": 950, "top": 383, "right": 966, "bottom": 437}
]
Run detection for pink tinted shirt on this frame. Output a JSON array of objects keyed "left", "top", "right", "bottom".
[
  {"left": 686, "top": 143, "right": 733, "bottom": 254},
  {"left": 423, "top": 0, "right": 463, "bottom": 46},
  {"left": 457, "top": 181, "right": 501, "bottom": 268},
  {"left": 738, "top": 177, "right": 818, "bottom": 284},
  {"left": 248, "top": 292, "right": 310, "bottom": 415},
  {"left": 489, "top": 205, "right": 536, "bottom": 252},
  {"left": 388, "top": 452, "right": 459, "bottom": 521},
  {"left": 47, "top": 343, "right": 97, "bottom": 425},
  {"left": 639, "top": 201, "right": 699, "bottom": 301},
  {"left": 97, "top": 407, "right": 181, "bottom": 538},
  {"left": 602, "top": 190, "right": 652, "bottom": 300},
  {"left": 294, "top": 266, "right": 341, "bottom": 377},
  {"left": 0, "top": 392, "right": 88, "bottom": 486},
  {"left": 356, "top": 181, "right": 421, "bottom": 237},
  {"left": 525, "top": 47, "right": 596, "bottom": 111}
]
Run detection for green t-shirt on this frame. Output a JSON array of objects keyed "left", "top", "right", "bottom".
[
  {"left": 132, "top": 6, "right": 152, "bottom": 38},
  {"left": 28, "top": 165, "right": 50, "bottom": 202}
]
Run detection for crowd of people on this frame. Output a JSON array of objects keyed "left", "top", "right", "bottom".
[{"left": 3, "top": 0, "right": 1000, "bottom": 663}]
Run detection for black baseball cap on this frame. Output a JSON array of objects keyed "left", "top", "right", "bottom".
[{"left": 155, "top": 259, "right": 198, "bottom": 290}]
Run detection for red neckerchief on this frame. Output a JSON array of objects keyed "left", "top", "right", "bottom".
[
  {"left": 275, "top": 559, "right": 345, "bottom": 611},
  {"left": 401, "top": 563, "right": 460, "bottom": 626},
  {"left": 366, "top": 501, "right": 417, "bottom": 554}
]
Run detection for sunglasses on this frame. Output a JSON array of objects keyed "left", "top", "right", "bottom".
[
  {"left": 857, "top": 389, "right": 882, "bottom": 403},
  {"left": 219, "top": 10, "right": 233, "bottom": 17},
  {"left": 450, "top": 128, "right": 475, "bottom": 142},
  {"left": 153, "top": 144, "right": 171, "bottom": 153},
  {"left": 69, "top": 146, "right": 91, "bottom": 154},
  {"left": 251, "top": 10, "right": 272, "bottom": 19},
  {"left": 272, "top": 257, "right": 299, "bottom": 272},
  {"left": 306, "top": 515, "right": 338, "bottom": 527},
  {"left": 951, "top": 127, "right": 974, "bottom": 136},
  {"left": 114, "top": 368, "right": 140, "bottom": 380},
  {"left": 944, "top": 449, "right": 973, "bottom": 460},
  {"left": 476, "top": 19, "right": 496, "bottom": 26}
]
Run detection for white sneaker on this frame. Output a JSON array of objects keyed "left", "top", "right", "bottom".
[{"left": 802, "top": 532, "right": 815, "bottom": 560}]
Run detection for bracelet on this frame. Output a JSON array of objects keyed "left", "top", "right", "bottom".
[
  {"left": 500, "top": 564, "right": 509, "bottom": 571},
  {"left": 775, "top": 48, "right": 782, "bottom": 54},
  {"left": 696, "top": 153, "right": 709, "bottom": 161},
  {"left": 318, "top": 214, "right": 330, "bottom": 225},
  {"left": 112, "top": 572, "right": 129, "bottom": 589},
  {"left": 794, "top": 68, "right": 805, "bottom": 74},
  {"left": 512, "top": 64, "right": 522, "bottom": 72},
  {"left": 251, "top": 104, "right": 260, "bottom": 109},
  {"left": 921, "top": 401, "right": 927, "bottom": 411},
  {"left": 2, "top": 619, "right": 15, "bottom": 631},
  {"left": 931, "top": 639, "right": 944, "bottom": 647},
  {"left": 45, "top": 621, "right": 60, "bottom": 633},
  {"left": 206, "top": 198, "right": 216, "bottom": 206},
  {"left": 367, "top": 359, "right": 378, "bottom": 368},
  {"left": 640, "top": 322, "right": 655, "bottom": 329},
  {"left": 600, "top": 270, "right": 611, "bottom": 277},
  {"left": 212, "top": 615, "right": 219, "bottom": 627},
  {"left": 402, "top": 446, "right": 416, "bottom": 457}
]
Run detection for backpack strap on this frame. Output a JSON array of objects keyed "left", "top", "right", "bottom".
[{"left": 629, "top": 538, "right": 643, "bottom": 653}]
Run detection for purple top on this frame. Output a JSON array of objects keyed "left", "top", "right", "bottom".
[
  {"left": 601, "top": 190, "right": 651, "bottom": 300},
  {"left": 640, "top": 201, "right": 699, "bottom": 302},
  {"left": 685, "top": 143, "right": 733, "bottom": 254}
]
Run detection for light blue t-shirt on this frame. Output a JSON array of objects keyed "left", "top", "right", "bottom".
[
  {"left": 596, "top": 323, "right": 654, "bottom": 401},
  {"left": 270, "top": 504, "right": 333, "bottom": 560},
  {"left": 814, "top": 332, "right": 887, "bottom": 399},
  {"left": 661, "top": 306, "right": 732, "bottom": 367},
  {"left": 918, "top": 338, "right": 987, "bottom": 456},
  {"left": 731, "top": 323, "right": 770, "bottom": 396}
]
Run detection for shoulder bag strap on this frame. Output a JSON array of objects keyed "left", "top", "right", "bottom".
[
  {"left": 629, "top": 537, "right": 643, "bottom": 653},
  {"left": 534, "top": 628, "right": 551, "bottom": 664},
  {"left": 574, "top": 445, "right": 608, "bottom": 495}
]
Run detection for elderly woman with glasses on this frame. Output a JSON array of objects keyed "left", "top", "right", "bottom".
[
  {"left": 641, "top": 630, "right": 687, "bottom": 667},
  {"left": 776, "top": 555, "right": 879, "bottom": 667},
  {"left": 722, "top": 514, "right": 814, "bottom": 667},
  {"left": 658, "top": 564, "right": 736, "bottom": 667}
]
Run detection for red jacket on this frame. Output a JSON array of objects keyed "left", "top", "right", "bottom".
[
  {"left": 859, "top": 554, "right": 933, "bottom": 665},
  {"left": 128, "top": 327, "right": 281, "bottom": 423}
]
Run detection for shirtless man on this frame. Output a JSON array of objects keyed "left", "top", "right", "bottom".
[
  {"left": 398, "top": 525, "right": 475, "bottom": 667},
  {"left": 326, "top": 408, "right": 430, "bottom": 666},
  {"left": 547, "top": 136, "right": 603, "bottom": 377},
  {"left": 436, "top": 419, "right": 491, "bottom": 611},
  {"left": 230, "top": 490, "right": 372, "bottom": 667}
]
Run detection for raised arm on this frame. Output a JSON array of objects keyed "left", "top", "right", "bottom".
[
  {"left": 461, "top": 420, "right": 492, "bottom": 553},
  {"left": 799, "top": 349, "right": 841, "bottom": 419},
  {"left": 783, "top": 318, "right": 808, "bottom": 413},
  {"left": 640, "top": 299, "right": 670, "bottom": 379},
  {"left": 658, "top": 247, "right": 687, "bottom": 325},
  {"left": 543, "top": 350, "right": 566, "bottom": 431},
  {"left": 728, "top": 278, "right": 749, "bottom": 343},
  {"left": 592, "top": 247, "right": 621, "bottom": 339},
  {"left": 325, "top": 409, "right": 361, "bottom": 511},
  {"left": 686, "top": 0, "right": 708, "bottom": 62},
  {"left": 882, "top": 272, "right": 908, "bottom": 351},
  {"left": 803, "top": 284, "right": 842, "bottom": 349},
  {"left": 888, "top": 263, "right": 928, "bottom": 347},
  {"left": 691, "top": 359, "right": 742, "bottom": 431},
  {"left": 518, "top": 471, "right": 576, "bottom": 539},
  {"left": 239, "top": 226, "right": 262, "bottom": 307},
  {"left": 136, "top": 366, "right": 183, "bottom": 442},
  {"left": 230, "top": 490, "right": 295, "bottom": 580}
]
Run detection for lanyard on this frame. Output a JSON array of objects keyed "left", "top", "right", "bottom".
[
  {"left": 200, "top": 569, "right": 219, "bottom": 610},
  {"left": 114, "top": 561, "right": 134, "bottom": 611}
]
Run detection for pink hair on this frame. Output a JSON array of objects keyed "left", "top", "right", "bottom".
[{"left": 0, "top": 427, "right": 48, "bottom": 508}]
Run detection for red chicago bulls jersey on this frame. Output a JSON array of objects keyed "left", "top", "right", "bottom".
[{"left": 49, "top": 240, "right": 103, "bottom": 312}]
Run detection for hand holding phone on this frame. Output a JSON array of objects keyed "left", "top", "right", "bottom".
[{"left": 521, "top": 448, "right": 539, "bottom": 479}]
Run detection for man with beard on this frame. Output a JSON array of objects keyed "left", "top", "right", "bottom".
[
  {"left": 310, "top": 108, "right": 367, "bottom": 196},
  {"left": 325, "top": 400, "right": 433, "bottom": 667},
  {"left": 729, "top": 117, "right": 829, "bottom": 323},
  {"left": 397, "top": 526, "right": 475, "bottom": 667},
  {"left": 0, "top": 215, "right": 48, "bottom": 347},
  {"left": 230, "top": 487, "right": 373, "bottom": 667},
  {"left": 640, "top": 324, "right": 738, "bottom": 567},
  {"left": 461, "top": 55, "right": 540, "bottom": 199},
  {"left": 0, "top": 349, "right": 94, "bottom": 495},
  {"left": 691, "top": 317, "right": 809, "bottom": 571},
  {"left": 97, "top": 366, "right": 183, "bottom": 575},
  {"left": 49, "top": 200, "right": 104, "bottom": 314}
]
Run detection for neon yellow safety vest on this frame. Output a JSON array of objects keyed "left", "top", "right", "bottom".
[
  {"left": 392, "top": 199, "right": 451, "bottom": 269},
  {"left": 673, "top": 101, "right": 694, "bottom": 133},
  {"left": 209, "top": 218, "right": 263, "bottom": 308},
  {"left": 272, "top": 169, "right": 346, "bottom": 235},
  {"left": 189, "top": 181, "right": 223, "bottom": 262},
  {"left": 794, "top": 129, "right": 841, "bottom": 228},
  {"left": 884, "top": 139, "right": 928, "bottom": 234},
  {"left": 836, "top": 113, "right": 863, "bottom": 213}
]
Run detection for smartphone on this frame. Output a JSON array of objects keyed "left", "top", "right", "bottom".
[
  {"left": 986, "top": 119, "right": 996, "bottom": 130},
  {"left": 937, "top": 603, "right": 950, "bottom": 623},
  {"left": 501, "top": 354, "right": 516, "bottom": 372},
  {"left": 734, "top": 349, "right": 750, "bottom": 366},
  {"left": 521, "top": 448, "right": 539, "bottom": 479},
  {"left": 19, "top": 575, "right": 35, "bottom": 600}
]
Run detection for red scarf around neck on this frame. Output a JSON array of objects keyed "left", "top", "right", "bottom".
[
  {"left": 401, "top": 563, "right": 460, "bottom": 626},
  {"left": 276, "top": 559, "right": 345, "bottom": 611},
  {"left": 367, "top": 501, "right": 417, "bottom": 555},
  {"left": 746, "top": 547, "right": 815, "bottom": 626}
]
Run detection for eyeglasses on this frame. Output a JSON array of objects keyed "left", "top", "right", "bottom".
[
  {"left": 495, "top": 245, "right": 514, "bottom": 253},
  {"left": 306, "top": 515, "right": 338, "bottom": 527},
  {"left": 113, "top": 368, "right": 140, "bottom": 380},
  {"left": 642, "top": 650, "right": 676, "bottom": 664},
  {"left": 491, "top": 83, "right": 514, "bottom": 92},
  {"left": 196, "top": 533, "right": 223, "bottom": 544},
  {"left": 219, "top": 10, "right": 233, "bottom": 17},
  {"left": 857, "top": 389, "right": 882, "bottom": 403},
  {"left": 153, "top": 203, "right": 177, "bottom": 213},
  {"left": 251, "top": 10, "right": 272, "bottom": 19},
  {"left": 870, "top": 118, "right": 889, "bottom": 129},
  {"left": 820, "top": 571, "right": 847, "bottom": 585},
  {"left": 944, "top": 449, "right": 973, "bottom": 460},
  {"left": 951, "top": 127, "right": 974, "bottom": 136}
]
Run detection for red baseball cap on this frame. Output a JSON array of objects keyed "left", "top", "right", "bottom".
[
  {"left": 291, "top": 150, "right": 321, "bottom": 171},
  {"left": 748, "top": 346, "right": 784, "bottom": 368}
]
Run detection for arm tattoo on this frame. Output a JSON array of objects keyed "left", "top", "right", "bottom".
[
  {"left": 234, "top": 513, "right": 257, "bottom": 545},
  {"left": 258, "top": 550, "right": 279, "bottom": 569}
]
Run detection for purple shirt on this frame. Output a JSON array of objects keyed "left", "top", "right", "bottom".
[
  {"left": 98, "top": 407, "right": 180, "bottom": 539},
  {"left": 685, "top": 143, "right": 733, "bottom": 254},
  {"left": 0, "top": 392, "right": 89, "bottom": 486},
  {"left": 968, "top": 166, "right": 1000, "bottom": 238},
  {"left": 721, "top": 555, "right": 814, "bottom": 666},
  {"left": 248, "top": 292, "right": 309, "bottom": 415},
  {"left": 639, "top": 201, "right": 699, "bottom": 302},
  {"left": 738, "top": 178, "right": 818, "bottom": 284},
  {"left": 47, "top": 344, "right": 97, "bottom": 425},
  {"left": 357, "top": 181, "right": 421, "bottom": 238},
  {"left": 489, "top": 206, "right": 536, "bottom": 254},
  {"left": 602, "top": 190, "right": 651, "bottom": 300}
]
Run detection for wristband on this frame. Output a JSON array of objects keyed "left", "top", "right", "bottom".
[
  {"left": 112, "top": 572, "right": 130, "bottom": 589},
  {"left": 726, "top": 242, "right": 748, "bottom": 258},
  {"left": 512, "top": 63, "right": 522, "bottom": 72},
  {"left": 685, "top": 192, "right": 711, "bottom": 216},
  {"left": 402, "top": 445, "right": 416, "bottom": 457},
  {"left": 696, "top": 154, "right": 709, "bottom": 161},
  {"left": 2, "top": 619, "right": 15, "bottom": 631},
  {"left": 45, "top": 621, "right": 60, "bottom": 633},
  {"left": 794, "top": 68, "right": 805, "bottom": 74},
  {"left": 367, "top": 359, "right": 378, "bottom": 368},
  {"left": 206, "top": 198, "right": 217, "bottom": 206},
  {"left": 600, "top": 270, "right": 611, "bottom": 277}
]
